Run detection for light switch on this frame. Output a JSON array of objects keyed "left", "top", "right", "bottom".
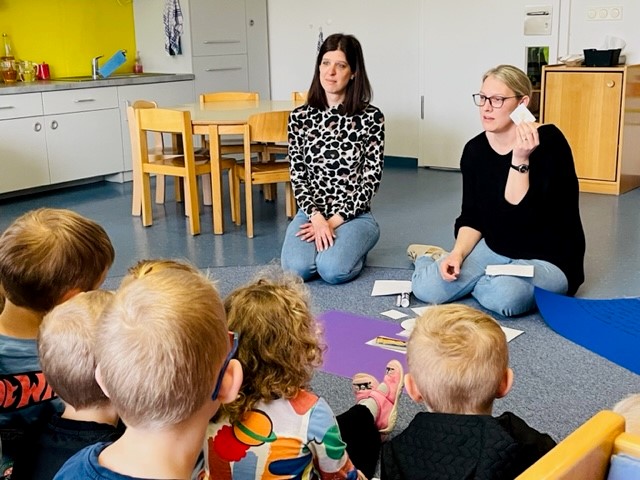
[{"left": 524, "top": 5, "right": 553, "bottom": 35}]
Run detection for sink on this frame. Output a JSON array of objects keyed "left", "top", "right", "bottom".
[{"left": 50, "top": 73, "right": 164, "bottom": 82}]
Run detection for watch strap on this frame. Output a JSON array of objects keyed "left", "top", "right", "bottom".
[{"left": 510, "top": 163, "right": 530, "bottom": 173}]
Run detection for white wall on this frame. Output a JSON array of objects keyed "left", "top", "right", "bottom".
[
  {"left": 266, "top": 0, "right": 421, "bottom": 158},
  {"left": 564, "top": 0, "right": 640, "bottom": 62}
]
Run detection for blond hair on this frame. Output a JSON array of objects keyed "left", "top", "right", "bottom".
[
  {"left": 96, "top": 268, "right": 228, "bottom": 429},
  {"left": 613, "top": 393, "right": 640, "bottom": 435},
  {"left": 483, "top": 64, "right": 532, "bottom": 98},
  {"left": 120, "top": 258, "right": 200, "bottom": 289},
  {"left": 0, "top": 208, "right": 114, "bottom": 312},
  {"left": 407, "top": 304, "right": 508, "bottom": 414},
  {"left": 38, "top": 290, "right": 114, "bottom": 409},
  {"left": 221, "top": 269, "right": 323, "bottom": 424}
]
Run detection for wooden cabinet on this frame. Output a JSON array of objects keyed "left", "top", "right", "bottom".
[{"left": 541, "top": 64, "right": 640, "bottom": 194}]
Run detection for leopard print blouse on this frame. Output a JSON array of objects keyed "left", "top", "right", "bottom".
[{"left": 287, "top": 103, "right": 385, "bottom": 221}]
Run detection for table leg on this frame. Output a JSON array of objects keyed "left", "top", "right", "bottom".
[{"left": 209, "top": 125, "right": 225, "bottom": 234}]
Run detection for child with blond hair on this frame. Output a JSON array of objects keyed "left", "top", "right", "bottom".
[
  {"left": 0, "top": 208, "right": 114, "bottom": 466},
  {"left": 204, "top": 270, "right": 402, "bottom": 479},
  {"left": 377, "top": 304, "right": 555, "bottom": 479},
  {"left": 54, "top": 266, "right": 243, "bottom": 479},
  {"left": 12, "top": 290, "right": 122, "bottom": 480}
]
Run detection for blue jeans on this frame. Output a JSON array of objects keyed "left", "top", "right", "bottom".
[
  {"left": 411, "top": 239, "right": 568, "bottom": 317},
  {"left": 281, "top": 210, "right": 380, "bottom": 284}
]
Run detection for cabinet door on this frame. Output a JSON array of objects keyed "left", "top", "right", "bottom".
[
  {"left": 193, "top": 55, "right": 249, "bottom": 96},
  {"left": 543, "top": 71, "right": 623, "bottom": 182},
  {"left": 190, "top": 0, "right": 247, "bottom": 56},
  {"left": 0, "top": 117, "right": 50, "bottom": 193},
  {"left": 46, "top": 109, "right": 123, "bottom": 184}
]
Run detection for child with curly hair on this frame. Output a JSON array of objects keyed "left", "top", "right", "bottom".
[{"left": 203, "top": 270, "right": 400, "bottom": 479}]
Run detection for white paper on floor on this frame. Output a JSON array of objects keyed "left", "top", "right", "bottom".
[{"left": 371, "top": 280, "right": 412, "bottom": 296}]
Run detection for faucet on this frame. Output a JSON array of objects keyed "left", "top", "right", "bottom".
[{"left": 91, "top": 55, "right": 103, "bottom": 79}]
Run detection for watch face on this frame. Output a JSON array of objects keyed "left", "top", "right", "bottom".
[{"left": 511, "top": 164, "right": 529, "bottom": 173}]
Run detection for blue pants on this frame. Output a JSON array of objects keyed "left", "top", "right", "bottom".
[
  {"left": 411, "top": 239, "right": 568, "bottom": 317},
  {"left": 281, "top": 210, "right": 380, "bottom": 284}
]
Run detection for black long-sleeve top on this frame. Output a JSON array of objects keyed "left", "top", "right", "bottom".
[{"left": 454, "top": 124, "right": 585, "bottom": 295}]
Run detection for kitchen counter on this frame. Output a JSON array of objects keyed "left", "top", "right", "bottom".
[{"left": 0, "top": 73, "right": 195, "bottom": 95}]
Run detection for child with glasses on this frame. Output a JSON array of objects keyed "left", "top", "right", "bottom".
[
  {"left": 408, "top": 64, "right": 585, "bottom": 317},
  {"left": 202, "top": 269, "right": 403, "bottom": 479},
  {"left": 54, "top": 266, "right": 243, "bottom": 479}
]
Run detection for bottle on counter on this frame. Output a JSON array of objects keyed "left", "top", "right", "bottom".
[
  {"left": 133, "top": 51, "right": 143, "bottom": 74},
  {"left": 2, "top": 33, "right": 14, "bottom": 60},
  {"left": 1, "top": 33, "right": 17, "bottom": 83}
]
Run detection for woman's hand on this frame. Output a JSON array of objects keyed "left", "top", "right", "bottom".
[
  {"left": 439, "top": 250, "right": 463, "bottom": 281},
  {"left": 296, "top": 213, "right": 340, "bottom": 251},
  {"left": 513, "top": 121, "right": 540, "bottom": 160}
]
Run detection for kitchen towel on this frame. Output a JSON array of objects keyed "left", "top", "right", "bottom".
[{"left": 164, "top": 0, "right": 184, "bottom": 56}]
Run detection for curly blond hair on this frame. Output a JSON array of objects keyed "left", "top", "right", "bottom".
[{"left": 220, "top": 269, "right": 324, "bottom": 424}]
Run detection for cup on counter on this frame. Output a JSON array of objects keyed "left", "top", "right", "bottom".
[
  {"left": 36, "top": 62, "right": 50, "bottom": 80},
  {"left": 1, "top": 59, "right": 18, "bottom": 84},
  {"left": 18, "top": 60, "right": 37, "bottom": 83}
]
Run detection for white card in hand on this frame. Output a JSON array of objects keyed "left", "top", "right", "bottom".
[{"left": 509, "top": 103, "right": 536, "bottom": 125}]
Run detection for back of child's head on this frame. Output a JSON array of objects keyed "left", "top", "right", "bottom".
[
  {"left": 613, "top": 393, "right": 640, "bottom": 435},
  {"left": 119, "top": 258, "right": 200, "bottom": 289},
  {"left": 38, "top": 290, "right": 114, "bottom": 410},
  {"left": 222, "top": 269, "right": 323, "bottom": 423},
  {"left": 0, "top": 208, "right": 115, "bottom": 312},
  {"left": 407, "top": 304, "right": 508, "bottom": 414},
  {"left": 95, "top": 267, "right": 229, "bottom": 429}
]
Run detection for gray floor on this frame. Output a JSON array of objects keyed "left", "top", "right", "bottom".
[{"left": 3, "top": 165, "right": 638, "bottom": 299}]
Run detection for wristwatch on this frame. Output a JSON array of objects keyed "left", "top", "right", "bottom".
[{"left": 510, "top": 163, "right": 530, "bottom": 173}]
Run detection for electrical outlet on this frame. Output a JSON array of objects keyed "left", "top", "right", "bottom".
[{"left": 586, "top": 6, "right": 623, "bottom": 21}]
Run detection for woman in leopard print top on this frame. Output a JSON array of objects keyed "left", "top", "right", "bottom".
[{"left": 281, "top": 33, "right": 385, "bottom": 284}]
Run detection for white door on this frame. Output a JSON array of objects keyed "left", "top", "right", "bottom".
[{"left": 419, "top": 0, "right": 562, "bottom": 168}]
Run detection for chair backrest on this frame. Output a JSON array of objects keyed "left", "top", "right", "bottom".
[
  {"left": 516, "top": 410, "right": 625, "bottom": 480},
  {"left": 199, "top": 91, "right": 260, "bottom": 105},
  {"left": 126, "top": 100, "right": 164, "bottom": 156},
  {"left": 136, "top": 108, "right": 194, "bottom": 161},
  {"left": 291, "top": 90, "right": 308, "bottom": 102},
  {"left": 247, "top": 110, "right": 290, "bottom": 144}
]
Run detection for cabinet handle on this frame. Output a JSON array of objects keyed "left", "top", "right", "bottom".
[
  {"left": 74, "top": 98, "right": 96, "bottom": 103},
  {"left": 607, "top": 80, "right": 616, "bottom": 88},
  {"left": 51, "top": 120, "right": 58, "bottom": 130},
  {"left": 0, "top": 105, "right": 15, "bottom": 110},
  {"left": 34, "top": 122, "right": 42, "bottom": 132},
  {"left": 205, "top": 67, "right": 242, "bottom": 72},
  {"left": 203, "top": 40, "right": 240, "bottom": 44}
]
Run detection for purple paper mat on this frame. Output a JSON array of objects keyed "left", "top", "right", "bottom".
[{"left": 318, "top": 310, "right": 407, "bottom": 379}]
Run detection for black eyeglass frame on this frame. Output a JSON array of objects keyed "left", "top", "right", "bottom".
[
  {"left": 472, "top": 93, "right": 520, "bottom": 108},
  {"left": 211, "top": 331, "right": 239, "bottom": 401}
]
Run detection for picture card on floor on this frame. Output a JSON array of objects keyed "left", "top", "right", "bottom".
[
  {"left": 485, "top": 264, "right": 534, "bottom": 277},
  {"left": 371, "top": 280, "right": 412, "bottom": 296},
  {"left": 381, "top": 309, "right": 408, "bottom": 320}
]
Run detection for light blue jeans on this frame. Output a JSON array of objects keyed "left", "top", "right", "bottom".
[
  {"left": 411, "top": 239, "right": 568, "bottom": 317},
  {"left": 281, "top": 210, "right": 380, "bottom": 284}
]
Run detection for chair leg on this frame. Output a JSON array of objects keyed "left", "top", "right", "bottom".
[
  {"left": 227, "top": 167, "right": 237, "bottom": 224},
  {"left": 175, "top": 178, "right": 183, "bottom": 202},
  {"left": 140, "top": 172, "right": 153, "bottom": 227},
  {"left": 244, "top": 175, "right": 254, "bottom": 238},
  {"left": 131, "top": 177, "right": 142, "bottom": 216},
  {"left": 233, "top": 173, "right": 242, "bottom": 226},
  {"left": 184, "top": 174, "right": 201, "bottom": 235},
  {"left": 285, "top": 183, "right": 296, "bottom": 218},
  {"left": 155, "top": 174, "right": 166, "bottom": 204},
  {"left": 202, "top": 174, "right": 212, "bottom": 206}
]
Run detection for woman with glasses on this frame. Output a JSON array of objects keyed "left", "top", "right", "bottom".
[
  {"left": 408, "top": 64, "right": 585, "bottom": 317},
  {"left": 281, "top": 33, "right": 385, "bottom": 285}
]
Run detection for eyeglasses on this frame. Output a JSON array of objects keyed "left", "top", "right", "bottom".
[
  {"left": 211, "top": 331, "right": 239, "bottom": 401},
  {"left": 472, "top": 94, "right": 520, "bottom": 108}
]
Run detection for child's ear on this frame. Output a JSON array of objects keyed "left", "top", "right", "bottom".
[
  {"left": 95, "top": 364, "right": 111, "bottom": 399},
  {"left": 496, "top": 368, "right": 514, "bottom": 399},
  {"left": 404, "top": 373, "right": 424, "bottom": 403},
  {"left": 216, "top": 359, "right": 243, "bottom": 404}
]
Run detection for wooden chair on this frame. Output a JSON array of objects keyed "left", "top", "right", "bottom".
[
  {"left": 127, "top": 100, "right": 216, "bottom": 217},
  {"left": 135, "top": 108, "right": 236, "bottom": 235},
  {"left": 233, "top": 110, "right": 296, "bottom": 238},
  {"left": 516, "top": 410, "right": 640, "bottom": 480},
  {"left": 291, "top": 90, "right": 308, "bottom": 102}
]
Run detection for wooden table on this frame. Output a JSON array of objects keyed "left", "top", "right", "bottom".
[{"left": 168, "top": 99, "right": 300, "bottom": 234}]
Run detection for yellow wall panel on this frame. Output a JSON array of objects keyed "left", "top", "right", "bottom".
[{"left": 0, "top": 0, "right": 135, "bottom": 78}]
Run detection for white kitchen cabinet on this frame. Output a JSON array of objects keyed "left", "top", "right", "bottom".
[
  {"left": 192, "top": 55, "right": 249, "bottom": 96},
  {"left": 0, "top": 93, "right": 50, "bottom": 193},
  {"left": 42, "top": 88, "right": 123, "bottom": 184},
  {"left": 117, "top": 80, "right": 196, "bottom": 173},
  {"left": 190, "top": 0, "right": 247, "bottom": 57}
]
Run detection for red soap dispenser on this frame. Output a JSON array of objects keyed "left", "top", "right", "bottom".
[{"left": 133, "top": 51, "right": 143, "bottom": 74}]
